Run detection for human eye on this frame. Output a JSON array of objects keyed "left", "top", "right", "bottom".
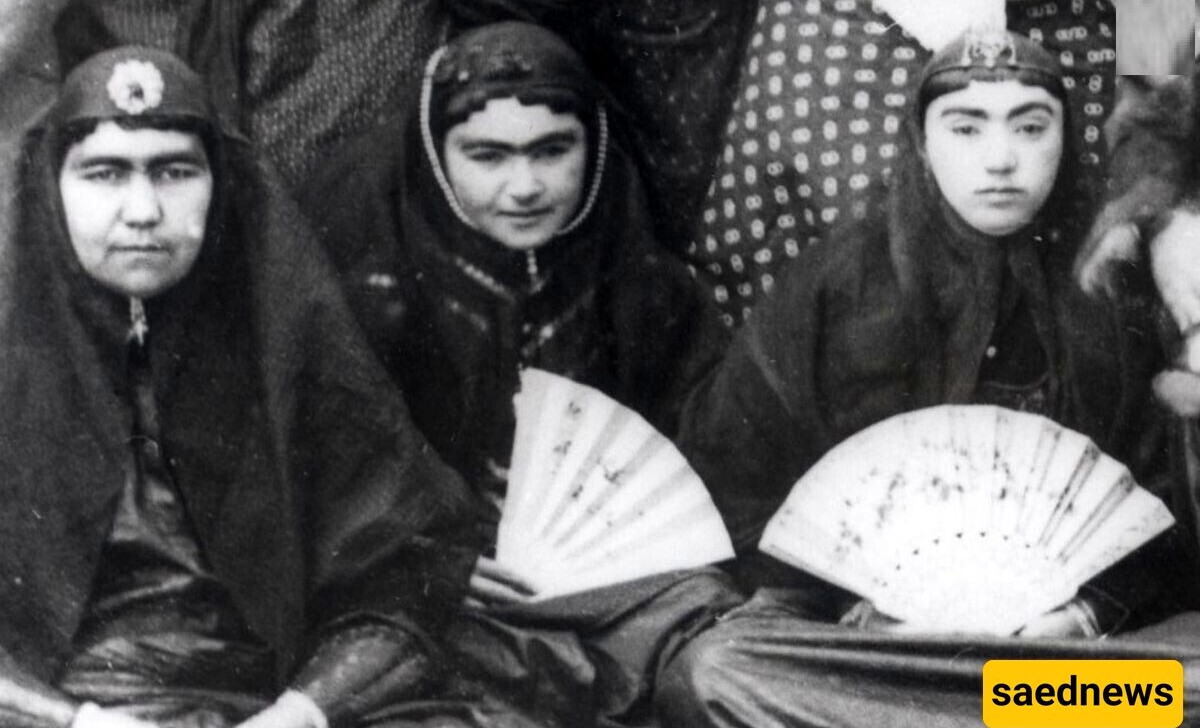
[
  {"left": 1014, "top": 118, "right": 1050, "bottom": 137},
  {"left": 153, "top": 163, "right": 206, "bottom": 182},
  {"left": 80, "top": 165, "right": 124, "bottom": 183},
  {"left": 532, "top": 141, "right": 574, "bottom": 160},
  {"left": 949, "top": 122, "right": 981, "bottom": 137},
  {"left": 464, "top": 147, "right": 506, "bottom": 164}
]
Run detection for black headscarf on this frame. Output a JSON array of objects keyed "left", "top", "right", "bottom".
[
  {"left": 886, "top": 27, "right": 1090, "bottom": 324},
  {"left": 420, "top": 21, "right": 610, "bottom": 245},
  {"left": 303, "top": 22, "right": 727, "bottom": 503},
  {"left": 1, "top": 46, "right": 480, "bottom": 683}
]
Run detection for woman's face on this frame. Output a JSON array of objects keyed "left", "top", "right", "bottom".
[
  {"left": 923, "top": 79, "right": 1064, "bottom": 238},
  {"left": 443, "top": 97, "right": 587, "bottom": 251},
  {"left": 59, "top": 120, "right": 212, "bottom": 298}
]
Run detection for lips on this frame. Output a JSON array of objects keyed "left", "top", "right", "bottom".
[
  {"left": 110, "top": 242, "right": 170, "bottom": 256},
  {"left": 500, "top": 208, "right": 553, "bottom": 220},
  {"left": 499, "top": 208, "right": 556, "bottom": 231},
  {"left": 976, "top": 188, "right": 1024, "bottom": 198}
]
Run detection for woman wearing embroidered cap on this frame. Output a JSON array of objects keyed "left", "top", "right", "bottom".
[
  {"left": 0, "top": 46, "right": 485, "bottom": 728},
  {"left": 300, "top": 21, "right": 742, "bottom": 727},
  {"left": 657, "top": 27, "right": 1200, "bottom": 727}
]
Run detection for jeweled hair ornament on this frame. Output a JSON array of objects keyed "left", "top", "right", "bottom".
[
  {"left": 50, "top": 46, "right": 215, "bottom": 128},
  {"left": 920, "top": 25, "right": 1063, "bottom": 88}
]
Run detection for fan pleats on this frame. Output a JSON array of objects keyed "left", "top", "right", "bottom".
[
  {"left": 759, "top": 405, "right": 1174, "bottom": 635},
  {"left": 497, "top": 369, "right": 735, "bottom": 598}
]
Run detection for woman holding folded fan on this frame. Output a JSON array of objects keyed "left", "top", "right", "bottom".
[{"left": 660, "top": 27, "right": 1200, "bottom": 728}]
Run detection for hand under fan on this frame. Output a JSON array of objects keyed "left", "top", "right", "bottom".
[
  {"left": 758, "top": 405, "right": 1175, "bottom": 636},
  {"left": 494, "top": 368, "right": 735, "bottom": 599}
]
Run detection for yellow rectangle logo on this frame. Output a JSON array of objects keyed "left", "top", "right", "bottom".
[{"left": 983, "top": 660, "right": 1182, "bottom": 728}]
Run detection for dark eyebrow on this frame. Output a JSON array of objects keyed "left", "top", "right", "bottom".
[
  {"left": 1007, "top": 101, "right": 1056, "bottom": 119},
  {"left": 938, "top": 107, "right": 989, "bottom": 120},
  {"left": 72, "top": 156, "right": 134, "bottom": 169},
  {"left": 146, "top": 151, "right": 209, "bottom": 167},
  {"left": 939, "top": 102, "right": 1058, "bottom": 121},
  {"left": 457, "top": 130, "right": 581, "bottom": 154},
  {"left": 72, "top": 151, "right": 208, "bottom": 168}
]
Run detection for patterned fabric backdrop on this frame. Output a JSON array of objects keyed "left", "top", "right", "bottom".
[
  {"left": 588, "top": 0, "right": 755, "bottom": 248},
  {"left": 685, "top": 0, "right": 1116, "bottom": 326},
  {"left": 245, "top": 0, "right": 447, "bottom": 186}
]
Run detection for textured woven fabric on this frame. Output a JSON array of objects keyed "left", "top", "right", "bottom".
[
  {"left": 52, "top": 0, "right": 449, "bottom": 187},
  {"left": 244, "top": 0, "right": 448, "bottom": 186},
  {"left": 685, "top": 0, "right": 1116, "bottom": 325},
  {"left": 78, "top": 0, "right": 188, "bottom": 51}
]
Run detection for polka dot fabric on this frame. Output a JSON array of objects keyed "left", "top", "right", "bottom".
[
  {"left": 687, "top": 0, "right": 1115, "bottom": 326},
  {"left": 1009, "top": 0, "right": 1115, "bottom": 194},
  {"left": 593, "top": 0, "right": 752, "bottom": 247}
]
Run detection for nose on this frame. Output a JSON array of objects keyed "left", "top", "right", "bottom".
[
  {"left": 120, "top": 173, "right": 163, "bottom": 228},
  {"left": 506, "top": 158, "right": 546, "bottom": 204},
  {"left": 984, "top": 134, "right": 1018, "bottom": 175}
]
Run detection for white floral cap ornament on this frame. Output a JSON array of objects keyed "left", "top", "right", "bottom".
[
  {"left": 49, "top": 46, "right": 214, "bottom": 129},
  {"left": 106, "top": 59, "right": 165, "bottom": 115}
]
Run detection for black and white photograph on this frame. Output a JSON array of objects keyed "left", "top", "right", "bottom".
[{"left": 1, "top": 1, "right": 1199, "bottom": 726}]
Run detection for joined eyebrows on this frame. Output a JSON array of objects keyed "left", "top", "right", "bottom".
[
  {"left": 71, "top": 150, "right": 209, "bottom": 170},
  {"left": 455, "top": 129, "right": 582, "bottom": 154}
]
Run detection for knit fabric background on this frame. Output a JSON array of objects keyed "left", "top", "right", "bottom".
[
  {"left": 244, "top": 0, "right": 448, "bottom": 186},
  {"left": 50, "top": 0, "right": 448, "bottom": 188},
  {"left": 685, "top": 0, "right": 1116, "bottom": 326},
  {"left": 79, "top": 0, "right": 185, "bottom": 50}
]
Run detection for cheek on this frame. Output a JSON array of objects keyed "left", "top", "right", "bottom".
[
  {"left": 925, "top": 138, "right": 973, "bottom": 198},
  {"left": 59, "top": 185, "right": 112, "bottom": 260},
  {"left": 1028, "top": 140, "right": 1064, "bottom": 192},
  {"left": 552, "top": 152, "right": 589, "bottom": 205},
  {"left": 447, "top": 163, "right": 500, "bottom": 213},
  {"left": 170, "top": 185, "right": 214, "bottom": 240}
]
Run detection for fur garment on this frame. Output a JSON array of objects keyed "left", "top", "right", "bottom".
[{"left": 1075, "top": 64, "right": 1200, "bottom": 417}]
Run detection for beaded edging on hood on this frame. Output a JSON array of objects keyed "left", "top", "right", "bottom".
[{"left": 418, "top": 24, "right": 609, "bottom": 239}]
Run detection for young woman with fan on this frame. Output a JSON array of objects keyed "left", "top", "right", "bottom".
[
  {"left": 299, "top": 21, "right": 742, "bottom": 728},
  {"left": 0, "top": 46, "right": 487, "bottom": 728},
  {"left": 659, "top": 27, "right": 1200, "bottom": 728}
]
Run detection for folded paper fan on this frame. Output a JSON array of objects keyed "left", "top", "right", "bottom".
[
  {"left": 495, "top": 368, "right": 734, "bottom": 598},
  {"left": 759, "top": 405, "right": 1175, "bottom": 635}
]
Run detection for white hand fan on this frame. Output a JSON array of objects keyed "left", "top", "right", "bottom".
[
  {"left": 495, "top": 368, "right": 734, "bottom": 599},
  {"left": 759, "top": 405, "right": 1175, "bottom": 635}
]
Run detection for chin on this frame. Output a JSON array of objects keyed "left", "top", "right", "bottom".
[
  {"left": 493, "top": 232, "right": 555, "bottom": 251},
  {"left": 111, "top": 277, "right": 177, "bottom": 299},
  {"left": 971, "top": 216, "right": 1031, "bottom": 238}
]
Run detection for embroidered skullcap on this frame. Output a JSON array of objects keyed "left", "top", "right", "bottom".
[
  {"left": 918, "top": 27, "right": 1065, "bottom": 118},
  {"left": 426, "top": 21, "right": 599, "bottom": 141},
  {"left": 49, "top": 46, "right": 215, "bottom": 128}
]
